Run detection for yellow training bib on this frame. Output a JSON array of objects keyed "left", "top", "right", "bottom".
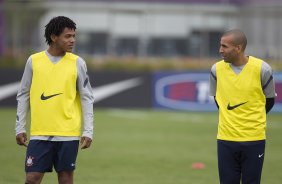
[
  {"left": 30, "top": 51, "right": 82, "bottom": 136},
  {"left": 216, "top": 56, "right": 266, "bottom": 141}
]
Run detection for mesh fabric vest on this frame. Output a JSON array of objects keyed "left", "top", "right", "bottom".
[
  {"left": 216, "top": 56, "right": 266, "bottom": 141},
  {"left": 30, "top": 51, "right": 81, "bottom": 136}
]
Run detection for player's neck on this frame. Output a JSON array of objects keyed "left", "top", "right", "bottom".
[
  {"left": 233, "top": 55, "right": 248, "bottom": 66},
  {"left": 47, "top": 46, "right": 66, "bottom": 57}
]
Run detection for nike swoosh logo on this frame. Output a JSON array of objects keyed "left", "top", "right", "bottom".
[
  {"left": 258, "top": 153, "right": 264, "bottom": 158},
  {"left": 93, "top": 77, "right": 143, "bottom": 103},
  {"left": 0, "top": 77, "right": 142, "bottom": 102},
  {"left": 40, "top": 93, "right": 63, "bottom": 100},
  {"left": 227, "top": 101, "right": 248, "bottom": 110}
]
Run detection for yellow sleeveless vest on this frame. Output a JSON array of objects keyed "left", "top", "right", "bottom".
[
  {"left": 30, "top": 51, "right": 81, "bottom": 136},
  {"left": 216, "top": 56, "right": 266, "bottom": 141}
]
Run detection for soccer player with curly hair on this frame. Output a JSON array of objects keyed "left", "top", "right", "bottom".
[{"left": 16, "top": 16, "right": 94, "bottom": 184}]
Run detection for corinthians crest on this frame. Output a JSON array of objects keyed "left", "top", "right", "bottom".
[{"left": 26, "top": 156, "right": 34, "bottom": 167}]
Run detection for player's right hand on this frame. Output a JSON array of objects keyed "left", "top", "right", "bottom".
[{"left": 16, "top": 133, "right": 28, "bottom": 147}]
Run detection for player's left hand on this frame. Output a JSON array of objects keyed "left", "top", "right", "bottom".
[{"left": 80, "top": 136, "right": 92, "bottom": 149}]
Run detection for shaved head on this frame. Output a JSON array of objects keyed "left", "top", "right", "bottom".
[{"left": 222, "top": 29, "right": 247, "bottom": 51}]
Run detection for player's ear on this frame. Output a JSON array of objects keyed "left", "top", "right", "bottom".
[
  {"left": 50, "top": 34, "right": 57, "bottom": 43},
  {"left": 237, "top": 44, "right": 243, "bottom": 52}
]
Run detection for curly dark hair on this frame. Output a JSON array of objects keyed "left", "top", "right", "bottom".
[{"left": 44, "top": 16, "right": 76, "bottom": 45}]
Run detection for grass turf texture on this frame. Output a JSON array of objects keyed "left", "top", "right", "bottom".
[{"left": 1, "top": 108, "right": 281, "bottom": 184}]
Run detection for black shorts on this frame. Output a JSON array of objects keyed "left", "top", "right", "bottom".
[
  {"left": 25, "top": 140, "right": 79, "bottom": 173},
  {"left": 217, "top": 140, "right": 265, "bottom": 184}
]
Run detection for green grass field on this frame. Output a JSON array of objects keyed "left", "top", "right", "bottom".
[{"left": 0, "top": 108, "right": 281, "bottom": 184}]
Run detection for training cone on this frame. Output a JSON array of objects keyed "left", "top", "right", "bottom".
[{"left": 191, "top": 162, "right": 205, "bottom": 169}]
